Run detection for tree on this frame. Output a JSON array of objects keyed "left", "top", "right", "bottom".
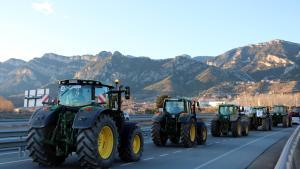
[
  {"left": 156, "top": 95, "right": 169, "bottom": 108},
  {"left": 0, "top": 96, "right": 14, "bottom": 112}
]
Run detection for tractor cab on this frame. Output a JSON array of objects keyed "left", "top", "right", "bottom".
[
  {"left": 251, "top": 106, "right": 270, "bottom": 118},
  {"left": 218, "top": 104, "right": 239, "bottom": 119},
  {"left": 272, "top": 105, "right": 288, "bottom": 115},
  {"left": 57, "top": 79, "right": 130, "bottom": 110},
  {"left": 163, "top": 98, "right": 194, "bottom": 118}
]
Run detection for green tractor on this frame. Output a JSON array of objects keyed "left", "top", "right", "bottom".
[
  {"left": 248, "top": 106, "right": 272, "bottom": 131},
  {"left": 211, "top": 104, "right": 249, "bottom": 137},
  {"left": 272, "top": 105, "right": 292, "bottom": 127},
  {"left": 27, "top": 79, "right": 143, "bottom": 169},
  {"left": 151, "top": 98, "right": 207, "bottom": 148}
]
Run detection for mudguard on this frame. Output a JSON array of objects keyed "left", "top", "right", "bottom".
[
  {"left": 152, "top": 113, "right": 165, "bottom": 123},
  {"left": 179, "top": 114, "right": 194, "bottom": 123},
  {"left": 196, "top": 121, "right": 206, "bottom": 127},
  {"left": 73, "top": 107, "right": 106, "bottom": 129},
  {"left": 30, "top": 108, "right": 57, "bottom": 128}
]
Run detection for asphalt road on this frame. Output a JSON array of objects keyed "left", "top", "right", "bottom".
[{"left": 0, "top": 125, "right": 295, "bottom": 169}]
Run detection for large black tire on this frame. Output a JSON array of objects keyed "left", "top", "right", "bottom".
[
  {"left": 261, "top": 118, "right": 269, "bottom": 131},
  {"left": 211, "top": 120, "right": 221, "bottom": 137},
  {"left": 241, "top": 121, "right": 249, "bottom": 136},
  {"left": 283, "top": 116, "right": 289, "bottom": 128},
  {"left": 151, "top": 122, "right": 168, "bottom": 146},
  {"left": 118, "top": 123, "right": 144, "bottom": 162},
  {"left": 268, "top": 118, "right": 272, "bottom": 131},
  {"left": 27, "top": 127, "right": 67, "bottom": 166},
  {"left": 231, "top": 120, "right": 242, "bottom": 137},
  {"left": 76, "top": 114, "right": 118, "bottom": 169},
  {"left": 196, "top": 123, "right": 207, "bottom": 145},
  {"left": 288, "top": 116, "right": 292, "bottom": 127},
  {"left": 273, "top": 119, "right": 278, "bottom": 127},
  {"left": 181, "top": 119, "right": 196, "bottom": 148}
]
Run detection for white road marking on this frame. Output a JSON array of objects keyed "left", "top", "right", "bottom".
[
  {"left": 193, "top": 131, "right": 281, "bottom": 169},
  {"left": 0, "top": 151, "right": 19, "bottom": 156},
  {"left": 159, "top": 153, "right": 169, "bottom": 157},
  {"left": 143, "top": 157, "right": 154, "bottom": 161},
  {"left": 173, "top": 150, "right": 182, "bottom": 154},
  {"left": 120, "top": 162, "right": 135, "bottom": 167},
  {"left": 215, "top": 141, "right": 220, "bottom": 144},
  {"left": 0, "top": 159, "right": 31, "bottom": 165}
]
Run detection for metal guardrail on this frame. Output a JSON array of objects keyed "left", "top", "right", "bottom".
[
  {"left": 0, "top": 113, "right": 215, "bottom": 157},
  {"left": 275, "top": 125, "right": 300, "bottom": 169}
]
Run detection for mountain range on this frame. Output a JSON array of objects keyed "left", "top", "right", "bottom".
[{"left": 1, "top": 39, "right": 300, "bottom": 107}]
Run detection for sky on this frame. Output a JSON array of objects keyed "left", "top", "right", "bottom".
[{"left": 0, "top": 0, "right": 300, "bottom": 62}]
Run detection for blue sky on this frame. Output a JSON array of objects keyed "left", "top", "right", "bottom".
[{"left": 0, "top": 0, "right": 300, "bottom": 62}]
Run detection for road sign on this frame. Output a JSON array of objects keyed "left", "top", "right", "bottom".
[{"left": 24, "top": 88, "right": 49, "bottom": 107}]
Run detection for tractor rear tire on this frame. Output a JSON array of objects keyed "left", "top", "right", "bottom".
[
  {"left": 118, "top": 123, "right": 144, "bottom": 162},
  {"left": 27, "top": 127, "right": 67, "bottom": 166},
  {"left": 181, "top": 119, "right": 196, "bottom": 148},
  {"left": 288, "top": 116, "right": 292, "bottom": 127},
  {"left": 241, "top": 121, "right": 249, "bottom": 136},
  {"left": 211, "top": 120, "right": 221, "bottom": 137},
  {"left": 196, "top": 122, "right": 207, "bottom": 145},
  {"left": 262, "top": 118, "right": 269, "bottom": 131},
  {"left": 76, "top": 114, "right": 118, "bottom": 169},
  {"left": 231, "top": 120, "right": 242, "bottom": 137},
  {"left": 273, "top": 119, "right": 278, "bottom": 127},
  {"left": 283, "top": 116, "right": 289, "bottom": 128},
  {"left": 268, "top": 118, "right": 272, "bottom": 131},
  {"left": 151, "top": 122, "right": 168, "bottom": 146}
]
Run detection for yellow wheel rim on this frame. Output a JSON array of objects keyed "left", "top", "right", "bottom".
[
  {"left": 190, "top": 124, "right": 196, "bottom": 142},
  {"left": 132, "top": 134, "right": 141, "bottom": 154},
  {"left": 97, "top": 126, "right": 114, "bottom": 159},
  {"left": 202, "top": 127, "right": 207, "bottom": 140}
]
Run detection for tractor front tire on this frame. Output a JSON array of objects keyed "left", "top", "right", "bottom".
[
  {"left": 283, "top": 116, "right": 289, "bottom": 128},
  {"left": 241, "top": 121, "right": 249, "bottom": 136},
  {"left": 27, "top": 127, "right": 67, "bottom": 166},
  {"left": 76, "top": 114, "right": 118, "bottom": 169},
  {"left": 118, "top": 123, "right": 144, "bottom": 162},
  {"left": 211, "top": 120, "right": 221, "bottom": 137},
  {"left": 196, "top": 122, "right": 207, "bottom": 145},
  {"left": 231, "top": 120, "right": 242, "bottom": 137},
  {"left": 151, "top": 122, "right": 168, "bottom": 146},
  {"left": 181, "top": 119, "right": 196, "bottom": 148}
]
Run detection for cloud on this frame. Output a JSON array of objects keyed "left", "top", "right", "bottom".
[{"left": 32, "top": 2, "right": 54, "bottom": 15}]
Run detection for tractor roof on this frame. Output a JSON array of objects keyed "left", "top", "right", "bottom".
[
  {"left": 58, "top": 79, "right": 114, "bottom": 88},
  {"left": 273, "top": 104, "right": 287, "bottom": 107},
  {"left": 219, "top": 104, "right": 237, "bottom": 107},
  {"left": 165, "top": 97, "right": 192, "bottom": 102},
  {"left": 252, "top": 106, "right": 267, "bottom": 109}
]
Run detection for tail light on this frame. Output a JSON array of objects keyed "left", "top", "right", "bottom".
[{"left": 84, "top": 107, "right": 93, "bottom": 112}]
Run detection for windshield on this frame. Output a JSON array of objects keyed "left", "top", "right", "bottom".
[
  {"left": 219, "top": 106, "right": 234, "bottom": 115},
  {"left": 59, "top": 85, "right": 92, "bottom": 106},
  {"left": 292, "top": 107, "right": 300, "bottom": 112},
  {"left": 273, "top": 106, "right": 284, "bottom": 113},
  {"left": 164, "top": 100, "right": 185, "bottom": 114}
]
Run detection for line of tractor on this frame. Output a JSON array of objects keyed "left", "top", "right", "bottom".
[{"left": 26, "top": 79, "right": 294, "bottom": 169}]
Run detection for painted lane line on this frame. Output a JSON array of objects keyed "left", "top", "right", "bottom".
[
  {"left": 193, "top": 131, "right": 281, "bottom": 169},
  {"left": 120, "top": 162, "right": 135, "bottom": 167},
  {"left": 173, "top": 150, "right": 182, "bottom": 154},
  {"left": 143, "top": 157, "right": 154, "bottom": 161},
  {"left": 0, "top": 151, "right": 19, "bottom": 156},
  {"left": 0, "top": 159, "right": 31, "bottom": 165},
  {"left": 159, "top": 154, "right": 169, "bottom": 157},
  {"left": 215, "top": 141, "right": 220, "bottom": 144}
]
